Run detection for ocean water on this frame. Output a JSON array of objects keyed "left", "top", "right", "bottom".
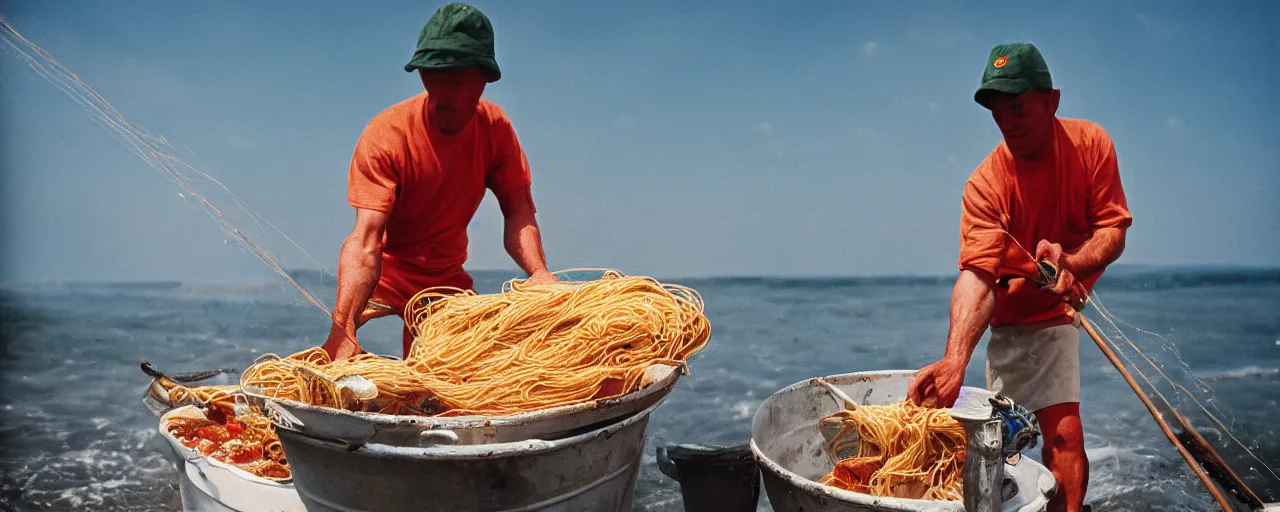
[{"left": 1, "top": 267, "right": 1277, "bottom": 511}]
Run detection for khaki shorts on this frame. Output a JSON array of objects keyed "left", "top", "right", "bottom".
[{"left": 985, "top": 316, "right": 1082, "bottom": 413}]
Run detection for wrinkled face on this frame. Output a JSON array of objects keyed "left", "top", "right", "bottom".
[
  {"left": 419, "top": 67, "right": 488, "bottom": 135},
  {"left": 984, "top": 89, "right": 1060, "bottom": 159}
]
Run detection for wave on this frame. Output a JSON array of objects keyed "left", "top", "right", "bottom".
[
  {"left": 1195, "top": 365, "right": 1280, "bottom": 381},
  {"left": 1095, "top": 265, "right": 1280, "bottom": 291},
  {"left": 674, "top": 275, "right": 955, "bottom": 289},
  {"left": 675, "top": 267, "right": 1280, "bottom": 291}
]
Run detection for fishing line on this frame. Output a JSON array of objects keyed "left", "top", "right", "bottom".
[
  {"left": 1, "top": 17, "right": 334, "bottom": 316},
  {"left": 999, "top": 230, "right": 1280, "bottom": 484},
  {"left": 1087, "top": 294, "right": 1234, "bottom": 426},
  {"left": 1088, "top": 291, "right": 1280, "bottom": 483}
]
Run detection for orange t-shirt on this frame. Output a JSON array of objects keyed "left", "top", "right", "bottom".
[
  {"left": 347, "top": 92, "right": 532, "bottom": 311},
  {"left": 958, "top": 118, "right": 1133, "bottom": 327}
]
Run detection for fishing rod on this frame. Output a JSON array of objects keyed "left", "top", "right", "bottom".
[
  {"left": 1078, "top": 315, "right": 1235, "bottom": 511},
  {"left": 1166, "top": 381, "right": 1267, "bottom": 508},
  {"left": 1031, "top": 259, "right": 1262, "bottom": 511}
]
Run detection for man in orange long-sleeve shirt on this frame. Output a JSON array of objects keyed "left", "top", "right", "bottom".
[
  {"left": 908, "top": 43, "right": 1132, "bottom": 512},
  {"left": 322, "top": 3, "right": 557, "bottom": 361}
]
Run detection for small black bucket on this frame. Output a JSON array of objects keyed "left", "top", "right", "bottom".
[{"left": 656, "top": 443, "right": 760, "bottom": 511}]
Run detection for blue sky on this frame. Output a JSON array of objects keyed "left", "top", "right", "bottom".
[{"left": 1, "top": 0, "right": 1276, "bottom": 284}]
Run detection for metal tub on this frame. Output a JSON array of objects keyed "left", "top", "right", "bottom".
[
  {"left": 245, "top": 268, "right": 699, "bottom": 449},
  {"left": 273, "top": 399, "right": 662, "bottom": 512},
  {"left": 750, "top": 370, "right": 1055, "bottom": 512},
  {"left": 247, "top": 363, "right": 679, "bottom": 447}
]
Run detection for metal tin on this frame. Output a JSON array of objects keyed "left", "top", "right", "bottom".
[
  {"left": 750, "top": 370, "right": 1055, "bottom": 512},
  {"left": 245, "top": 363, "right": 680, "bottom": 447},
  {"left": 273, "top": 399, "right": 662, "bottom": 512}
]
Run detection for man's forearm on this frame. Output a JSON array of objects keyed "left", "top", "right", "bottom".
[
  {"left": 1064, "top": 227, "right": 1125, "bottom": 280},
  {"left": 942, "top": 269, "right": 997, "bottom": 366},
  {"left": 331, "top": 236, "right": 382, "bottom": 334},
  {"left": 504, "top": 218, "right": 551, "bottom": 276}
]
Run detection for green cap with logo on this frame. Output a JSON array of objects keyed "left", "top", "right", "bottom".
[
  {"left": 974, "top": 43, "right": 1053, "bottom": 109},
  {"left": 404, "top": 2, "right": 501, "bottom": 82}
]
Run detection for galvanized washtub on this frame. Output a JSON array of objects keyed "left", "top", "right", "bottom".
[
  {"left": 272, "top": 398, "right": 662, "bottom": 512},
  {"left": 244, "top": 362, "right": 680, "bottom": 447},
  {"left": 750, "top": 370, "right": 1056, "bottom": 512}
]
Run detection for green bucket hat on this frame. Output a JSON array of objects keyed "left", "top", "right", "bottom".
[
  {"left": 974, "top": 43, "right": 1053, "bottom": 108},
  {"left": 404, "top": 2, "right": 501, "bottom": 82}
]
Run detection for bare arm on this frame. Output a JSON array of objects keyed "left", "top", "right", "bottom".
[
  {"left": 1035, "top": 227, "right": 1126, "bottom": 302},
  {"left": 908, "top": 268, "right": 996, "bottom": 408},
  {"left": 1063, "top": 227, "right": 1125, "bottom": 279},
  {"left": 321, "top": 208, "right": 389, "bottom": 359},
  {"left": 942, "top": 268, "right": 998, "bottom": 367},
  {"left": 497, "top": 187, "right": 555, "bottom": 283}
]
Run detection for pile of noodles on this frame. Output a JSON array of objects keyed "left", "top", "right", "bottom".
[
  {"left": 240, "top": 272, "right": 711, "bottom": 416},
  {"left": 818, "top": 400, "right": 967, "bottom": 501}
]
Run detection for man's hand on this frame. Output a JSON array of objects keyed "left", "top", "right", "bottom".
[
  {"left": 908, "top": 357, "right": 967, "bottom": 408},
  {"left": 524, "top": 270, "right": 559, "bottom": 285},
  {"left": 321, "top": 327, "right": 363, "bottom": 360},
  {"left": 1035, "top": 240, "right": 1087, "bottom": 310}
]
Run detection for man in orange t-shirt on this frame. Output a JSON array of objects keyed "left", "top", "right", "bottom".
[
  {"left": 322, "top": 3, "right": 558, "bottom": 360},
  {"left": 908, "top": 43, "right": 1132, "bottom": 512}
]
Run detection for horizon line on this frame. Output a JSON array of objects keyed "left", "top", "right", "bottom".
[{"left": 3, "top": 261, "right": 1279, "bottom": 288}]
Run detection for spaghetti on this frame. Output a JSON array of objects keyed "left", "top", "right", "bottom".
[
  {"left": 166, "top": 384, "right": 240, "bottom": 413},
  {"left": 818, "top": 400, "right": 967, "bottom": 501},
  {"left": 241, "top": 272, "right": 712, "bottom": 416}
]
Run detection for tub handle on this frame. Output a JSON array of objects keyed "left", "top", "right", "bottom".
[
  {"left": 274, "top": 422, "right": 365, "bottom": 452},
  {"left": 419, "top": 429, "right": 459, "bottom": 447}
]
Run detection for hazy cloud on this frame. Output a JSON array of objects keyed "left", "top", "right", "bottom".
[{"left": 861, "top": 41, "right": 878, "bottom": 57}]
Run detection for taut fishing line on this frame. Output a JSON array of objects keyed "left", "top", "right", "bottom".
[
  {"left": 1000, "top": 231, "right": 1280, "bottom": 489},
  {"left": 1, "top": 17, "right": 333, "bottom": 315}
]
